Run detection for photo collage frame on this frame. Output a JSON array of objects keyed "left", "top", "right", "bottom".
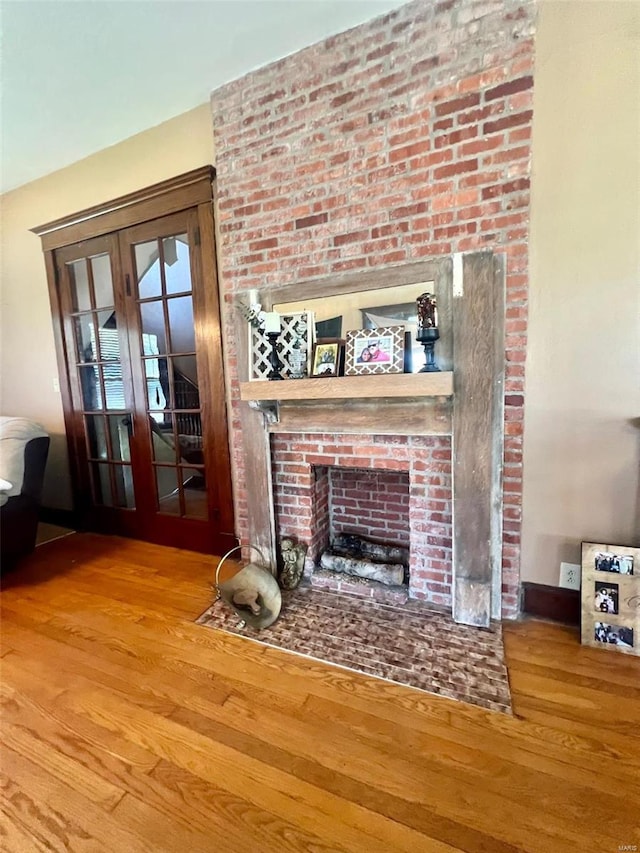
[{"left": 581, "top": 542, "right": 639, "bottom": 656}]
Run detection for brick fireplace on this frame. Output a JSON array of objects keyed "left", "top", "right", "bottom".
[
  {"left": 272, "top": 432, "right": 452, "bottom": 606},
  {"left": 211, "top": 0, "right": 536, "bottom": 621}
]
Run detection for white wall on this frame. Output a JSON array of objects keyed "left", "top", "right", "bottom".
[{"left": 522, "top": 0, "right": 640, "bottom": 584}]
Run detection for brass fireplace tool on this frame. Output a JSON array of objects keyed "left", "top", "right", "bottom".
[
  {"left": 214, "top": 545, "right": 281, "bottom": 630},
  {"left": 416, "top": 291, "right": 440, "bottom": 372}
]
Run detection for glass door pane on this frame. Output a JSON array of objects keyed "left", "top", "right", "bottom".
[{"left": 164, "top": 234, "right": 191, "bottom": 294}]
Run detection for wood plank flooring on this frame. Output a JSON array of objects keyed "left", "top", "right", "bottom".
[{"left": 1, "top": 533, "right": 638, "bottom": 853}]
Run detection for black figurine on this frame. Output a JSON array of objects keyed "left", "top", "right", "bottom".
[
  {"left": 266, "top": 331, "right": 284, "bottom": 380},
  {"left": 416, "top": 292, "right": 440, "bottom": 372}
]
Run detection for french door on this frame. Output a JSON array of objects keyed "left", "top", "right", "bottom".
[{"left": 50, "top": 196, "right": 236, "bottom": 555}]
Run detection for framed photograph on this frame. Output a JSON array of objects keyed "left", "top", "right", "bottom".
[
  {"left": 344, "top": 326, "right": 405, "bottom": 376},
  {"left": 361, "top": 301, "right": 422, "bottom": 373},
  {"left": 581, "top": 542, "right": 640, "bottom": 656},
  {"left": 311, "top": 339, "right": 343, "bottom": 377}
]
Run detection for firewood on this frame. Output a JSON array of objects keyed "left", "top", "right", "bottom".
[{"left": 319, "top": 551, "right": 405, "bottom": 586}]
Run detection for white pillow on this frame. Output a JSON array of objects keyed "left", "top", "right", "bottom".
[{"left": 0, "top": 417, "right": 48, "bottom": 498}]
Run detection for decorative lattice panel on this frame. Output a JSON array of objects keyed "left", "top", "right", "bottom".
[{"left": 249, "top": 312, "right": 315, "bottom": 380}]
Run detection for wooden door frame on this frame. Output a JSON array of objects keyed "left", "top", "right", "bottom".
[
  {"left": 32, "top": 167, "right": 236, "bottom": 549},
  {"left": 32, "top": 167, "right": 216, "bottom": 250}
]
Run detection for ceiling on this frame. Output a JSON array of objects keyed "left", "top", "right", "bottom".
[{"left": 0, "top": 0, "right": 406, "bottom": 194}]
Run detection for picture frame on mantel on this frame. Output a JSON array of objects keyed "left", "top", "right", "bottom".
[
  {"left": 310, "top": 339, "right": 344, "bottom": 377},
  {"left": 344, "top": 326, "right": 405, "bottom": 376},
  {"left": 580, "top": 541, "right": 639, "bottom": 656}
]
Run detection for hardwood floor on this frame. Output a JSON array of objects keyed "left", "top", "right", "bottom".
[{"left": 1, "top": 534, "right": 638, "bottom": 852}]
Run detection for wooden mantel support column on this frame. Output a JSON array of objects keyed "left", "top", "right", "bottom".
[
  {"left": 232, "top": 301, "right": 278, "bottom": 570},
  {"left": 452, "top": 252, "right": 505, "bottom": 626}
]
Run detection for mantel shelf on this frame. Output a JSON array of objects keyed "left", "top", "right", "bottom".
[{"left": 240, "top": 371, "right": 454, "bottom": 402}]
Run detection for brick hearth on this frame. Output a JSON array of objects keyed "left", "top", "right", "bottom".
[{"left": 197, "top": 587, "right": 512, "bottom": 713}]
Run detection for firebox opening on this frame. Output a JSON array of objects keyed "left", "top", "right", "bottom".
[{"left": 311, "top": 466, "right": 411, "bottom": 594}]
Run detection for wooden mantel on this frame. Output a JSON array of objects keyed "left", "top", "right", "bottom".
[
  {"left": 232, "top": 253, "right": 505, "bottom": 627},
  {"left": 240, "top": 372, "right": 454, "bottom": 402}
]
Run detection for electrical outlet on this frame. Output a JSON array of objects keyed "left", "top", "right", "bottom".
[
  {"left": 52, "top": 377, "right": 60, "bottom": 393},
  {"left": 559, "top": 561, "right": 581, "bottom": 590}
]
